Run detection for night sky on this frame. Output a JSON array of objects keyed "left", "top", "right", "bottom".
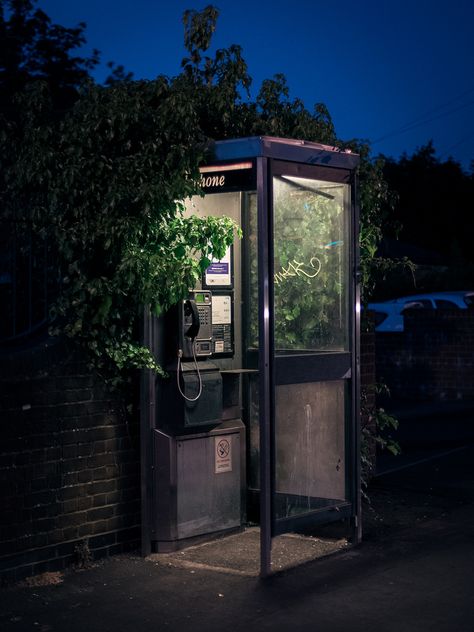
[{"left": 39, "top": 0, "right": 474, "bottom": 171}]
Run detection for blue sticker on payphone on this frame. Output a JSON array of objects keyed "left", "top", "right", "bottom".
[
  {"left": 207, "top": 262, "right": 229, "bottom": 275},
  {"left": 204, "top": 246, "right": 232, "bottom": 288}
]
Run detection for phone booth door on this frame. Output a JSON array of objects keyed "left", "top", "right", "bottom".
[{"left": 256, "top": 156, "right": 360, "bottom": 576}]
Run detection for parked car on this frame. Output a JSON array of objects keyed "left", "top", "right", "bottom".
[{"left": 368, "top": 291, "right": 474, "bottom": 332}]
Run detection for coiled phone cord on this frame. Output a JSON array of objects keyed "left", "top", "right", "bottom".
[{"left": 176, "top": 342, "right": 203, "bottom": 402}]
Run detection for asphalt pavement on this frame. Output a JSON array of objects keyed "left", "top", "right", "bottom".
[{"left": 1, "top": 420, "right": 474, "bottom": 632}]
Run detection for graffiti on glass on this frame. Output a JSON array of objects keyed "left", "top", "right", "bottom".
[{"left": 274, "top": 256, "right": 322, "bottom": 285}]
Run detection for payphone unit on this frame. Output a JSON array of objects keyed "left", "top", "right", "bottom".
[
  {"left": 178, "top": 291, "right": 213, "bottom": 360},
  {"left": 176, "top": 290, "right": 213, "bottom": 404}
]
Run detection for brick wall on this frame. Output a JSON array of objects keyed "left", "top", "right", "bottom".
[
  {"left": 376, "top": 310, "right": 474, "bottom": 403},
  {"left": 0, "top": 337, "right": 140, "bottom": 582}
]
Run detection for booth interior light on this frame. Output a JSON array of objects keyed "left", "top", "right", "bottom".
[{"left": 199, "top": 162, "right": 253, "bottom": 173}]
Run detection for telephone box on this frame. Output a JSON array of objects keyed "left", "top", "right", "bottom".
[{"left": 141, "top": 136, "right": 360, "bottom": 576}]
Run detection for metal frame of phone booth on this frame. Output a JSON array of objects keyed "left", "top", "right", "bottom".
[{"left": 141, "top": 136, "right": 360, "bottom": 577}]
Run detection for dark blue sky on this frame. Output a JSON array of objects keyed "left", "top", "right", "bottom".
[{"left": 40, "top": 0, "right": 474, "bottom": 170}]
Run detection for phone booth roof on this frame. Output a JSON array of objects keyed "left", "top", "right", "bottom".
[{"left": 207, "top": 136, "right": 359, "bottom": 170}]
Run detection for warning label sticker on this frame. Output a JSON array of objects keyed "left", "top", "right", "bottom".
[{"left": 215, "top": 436, "right": 232, "bottom": 474}]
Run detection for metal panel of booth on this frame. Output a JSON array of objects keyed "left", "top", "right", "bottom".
[
  {"left": 176, "top": 433, "right": 241, "bottom": 539},
  {"left": 152, "top": 421, "right": 245, "bottom": 552}
]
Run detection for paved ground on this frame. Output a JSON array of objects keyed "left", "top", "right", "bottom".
[
  {"left": 148, "top": 527, "right": 349, "bottom": 576},
  {"left": 1, "top": 428, "right": 473, "bottom": 631}
]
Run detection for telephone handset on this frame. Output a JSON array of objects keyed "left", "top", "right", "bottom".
[
  {"left": 183, "top": 299, "right": 200, "bottom": 341},
  {"left": 177, "top": 290, "right": 213, "bottom": 402}
]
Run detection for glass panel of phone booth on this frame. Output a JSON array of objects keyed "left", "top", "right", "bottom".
[{"left": 272, "top": 175, "right": 349, "bottom": 353}]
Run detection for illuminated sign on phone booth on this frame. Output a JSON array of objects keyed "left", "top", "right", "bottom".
[{"left": 141, "top": 137, "right": 360, "bottom": 577}]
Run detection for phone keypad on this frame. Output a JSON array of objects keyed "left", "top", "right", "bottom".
[{"left": 198, "top": 307, "right": 210, "bottom": 325}]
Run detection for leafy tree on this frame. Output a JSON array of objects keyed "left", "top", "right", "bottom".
[
  {"left": 0, "top": 0, "right": 131, "bottom": 112},
  {"left": 382, "top": 142, "right": 474, "bottom": 266},
  {"left": 0, "top": 0, "right": 99, "bottom": 111},
  {"left": 0, "top": 2, "right": 393, "bottom": 383}
]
